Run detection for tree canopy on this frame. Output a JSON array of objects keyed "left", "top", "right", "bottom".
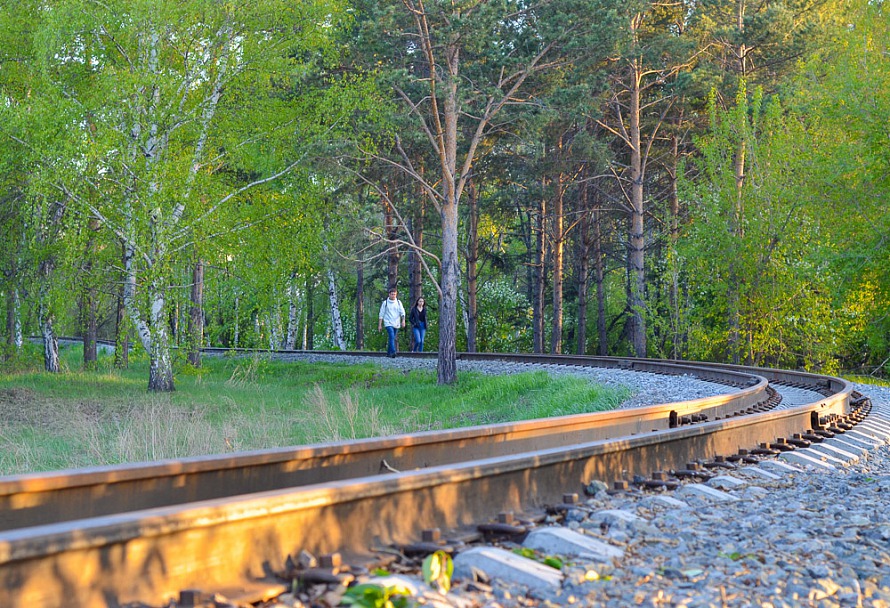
[{"left": 0, "top": 0, "right": 886, "bottom": 388}]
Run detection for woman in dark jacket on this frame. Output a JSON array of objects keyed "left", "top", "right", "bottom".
[{"left": 408, "top": 297, "right": 428, "bottom": 352}]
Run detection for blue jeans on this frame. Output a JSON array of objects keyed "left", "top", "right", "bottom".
[
  {"left": 412, "top": 326, "right": 426, "bottom": 352},
  {"left": 385, "top": 326, "right": 398, "bottom": 356}
]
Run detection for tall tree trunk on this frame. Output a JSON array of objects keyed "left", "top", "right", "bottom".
[
  {"left": 38, "top": 260, "right": 59, "bottom": 373},
  {"left": 668, "top": 133, "right": 683, "bottom": 359},
  {"left": 36, "top": 199, "right": 66, "bottom": 373},
  {"left": 727, "top": 4, "right": 749, "bottom": 365},
  {"left": 438, "top": 199, "right": 458, "bottom": 383},
  {"left": 187, "top": 259, "right": 204, "bottom": 366},
  {"left": 532, "top": 193, "right": 547, "bottom": 353},
  {"left": 356, "top": 258, "right": 365, "bottom": 350},
  {"left": 82, "top": 291, "right": 98, "bottom": 369},
  {"left": 6, "top": 285, "right": 22, "bottom": 358},
  {"left": 628, "top": 58, "right": 647, "bottom": 358},
  {"left": 593, "top": 207, "right": 608, "bottom": 356},
  {"left": 41, "top": 310, "right": 60, "bottom": 373},
  {"left": 39, "top": 255, "right": 60, "bottom": 372},
  {"left": 284, "top": 274, "right": 300, "bottom": 350},
  {"left": 324, "top": 244, "right": 347, "bottom": 350},
  {"left": 305, "top": 278, "right": 315, "bottom": 350},
  {"left": 576, "top": 180, "right": 591, "bottom": 355},
  {"left": 436, "top": 41, "right": 460, "bottom": 385},
  {"left": 408, "top": 200, "right": 425, "bottom": 351},
  {"left": 466, "top": 180, "right": 479, "bottom": 353},
  {"left": 551, "top": 176, "right": 565, "bottom": 354},
  {"left": 268, "top": 312, "right": 280, "bottom": 350},
  {"left": 114, "top": 290, "right": 129, "bottom": 369},
  {"left": 148, "top": 284, "right": 175, "bottom": 391}
]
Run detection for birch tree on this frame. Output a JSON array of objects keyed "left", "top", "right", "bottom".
[{"left": 16, "top": 0, "right": 351, "bottom": 390}]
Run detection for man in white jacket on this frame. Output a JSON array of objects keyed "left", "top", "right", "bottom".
[{"left": 378, "top": 287, "right": 406, "bottom": 358}]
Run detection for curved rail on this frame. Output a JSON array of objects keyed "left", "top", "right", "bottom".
[{"left": 0, "top": 351, "right": 859, "bottom": 608}]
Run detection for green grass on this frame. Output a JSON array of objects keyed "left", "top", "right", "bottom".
[
  {"left": 845, "top": 375, "right": 890, "bottom": 387},
  {"left": 0, "top": 343, "right": 628, "bottom": 475}
]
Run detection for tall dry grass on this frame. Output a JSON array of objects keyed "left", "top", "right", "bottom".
[{"left": 303, "top": 383, "right": 394, "bottom": 441}]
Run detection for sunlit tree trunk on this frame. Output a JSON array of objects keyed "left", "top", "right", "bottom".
[
  {"left": 667, "top": 132, "right": 685, "bottom": 359},
  {"left": 466, "top": 180, "right": 479, "bottom": 353},
  {"left": 533, "top": 193, "right": 547, "bottom": 353},
  {"left": 576, "top": 180, "right": 591, "bottom": 355},
  {"left": 551, "top": 175, "right": 565, "bottom": 354},
  {"left": 436, "top": 39, "right": 461, "bottom": 384},
  {"left": 628, "top": 55, "right": 647, "bottom": 358}
]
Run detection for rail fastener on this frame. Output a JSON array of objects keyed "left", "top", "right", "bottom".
[
  {"left": 751, "top": 443, "right": 781, "bottom": 456},
  {"left": 801, "top": 430, "right": 825, "bottom": 443},
  {"left": 478, "top": 512, "right": 528, "bottom": 537},
  {"left": 786, "top": 434, "right": 812, "bottom": 448},
  {"left": 768, "top": 438, "right": 796, "bottom": 452},
  {"left": 672, "top": 462, "right": 716, "bottom": 481},
  {"left": 702, "top": 456, "right": 737, "bottom": 470}
]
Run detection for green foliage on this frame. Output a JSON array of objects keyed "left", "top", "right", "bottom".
[
  {"left": 475, "top": 280, "right": 534, "bottom": 353},
  {"left": 513, "top": 547, "right": 563, "bottom": 570},
  {"left": 784, "top": 0, "right": 890, "bottom": 374},
  {"left": 679, "top": 82, "right": 849, "bottom": 369},
  {"left": 422, "top": 551, "right": 453, "bottom": 594},
  {"left": 340, "top": 583, "right": 412, "bottom": 608}
]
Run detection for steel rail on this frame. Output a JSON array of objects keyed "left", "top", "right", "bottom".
[{"left": 0, "top": 354, "right": 856, "bottom": 608}]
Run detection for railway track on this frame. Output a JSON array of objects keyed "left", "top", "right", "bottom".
[{"left": 0, "top": 350, "right": 880, "bottom": 607}]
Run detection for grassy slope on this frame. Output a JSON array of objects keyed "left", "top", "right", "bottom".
[{"left": 0, "top": 344, "right": 629, "bottom": 475}]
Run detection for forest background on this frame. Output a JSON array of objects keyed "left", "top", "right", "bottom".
[{"left": 0, "top": 0, "right": 887, "bottom": 391}]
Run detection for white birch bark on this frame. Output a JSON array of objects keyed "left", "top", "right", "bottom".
[
  {"left": 267, "top": 310, "right": 280, "bottom": 350},
  {"left": 148, "top": 284, "right": 174, "bottom": 391},
  {"left": 326, "top": 268, "right": 347, "bottom": 351},
  {"left": 322, "top": 244, "right": 347, "bottom": 351},
  {"left": 122, "top": 240, "right": 153, "bottom": 353},
  {"left": 39, "top": 301, "right": 59, "bottom": 373},
  {"left": 13, "top": 289, "right": 22, "bottom": 348},
  {"left": 284, "top": 277, "right": 300, "bottom": 350}
]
